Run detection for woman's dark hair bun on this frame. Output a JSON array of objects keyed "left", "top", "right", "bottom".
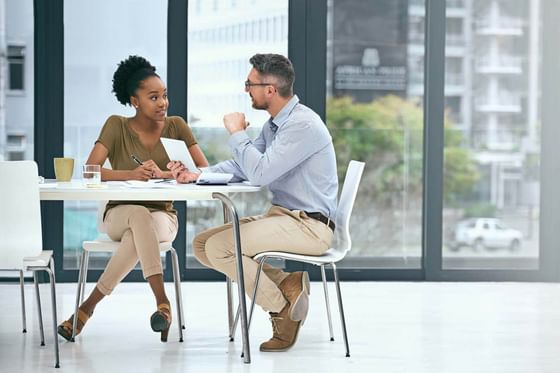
[{"left": 112, "top": 55, "right": 158, "bottom": 106}]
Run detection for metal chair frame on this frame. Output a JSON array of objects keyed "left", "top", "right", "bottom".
[
  {"left": 71, "top": 202, "right": 185, "bottom": 342},
  {"left": 227, "top": 160, "right": 365, "bottom": 357}
]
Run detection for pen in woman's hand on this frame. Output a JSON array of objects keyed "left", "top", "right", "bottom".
[{"left": 131, "top": 154, "right": 143, "bottom": 166}]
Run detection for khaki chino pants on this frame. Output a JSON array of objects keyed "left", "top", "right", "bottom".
[
  {"left": 97, "top": 205, "right": 178, "bottom": 295},
  {"left": 193, "top": 205, "right": 333, "bottom": 312}
]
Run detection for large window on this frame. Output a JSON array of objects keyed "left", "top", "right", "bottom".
[
  {"left": 22, "top": 0, "right": 557, "bottom": 282},
  {"left": 325, "top": 0, "right": 425, "bottom": 269},
  {"left": 63, "top": 0, "right": 168, "bottom": 270},
  {"left": 186, "top": 0, "right": 289, "bottom": 269},
  {"left": 441, "top": 0, "right": 542, "bottom": 270}
]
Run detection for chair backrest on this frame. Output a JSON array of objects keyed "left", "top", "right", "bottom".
[
  {"left": 333, "top": 160, "right": 365, "bottom": 255},
  {"left": 0, "top": 161, "right": 43, "bottom": 269}
]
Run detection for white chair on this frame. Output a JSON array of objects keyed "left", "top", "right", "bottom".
[
  {"left": 231, "top": 160, "right": 365, "bottom": 357},
  {"left": 72, "top": 201, "right": 185, "bottom": 342},
  {"left": 0, "top": 161, "right": 60, "bottom": 368}
]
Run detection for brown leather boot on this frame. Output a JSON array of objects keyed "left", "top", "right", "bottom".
[
  {"left": 259, "top": 303, "right": 302, "bottom": 352},
  {"left": 278, "top": 271, "right": 310, "bottom": 322}
]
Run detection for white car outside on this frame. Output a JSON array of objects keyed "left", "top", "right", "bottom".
[{"left": 452, "top": 218, "right": 523, "bottom": 251}]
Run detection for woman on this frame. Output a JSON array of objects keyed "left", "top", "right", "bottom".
[{"left": 57, "top": 55, "right": 208, "bottom": 342}]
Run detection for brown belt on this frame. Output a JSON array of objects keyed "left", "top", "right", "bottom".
[{"left": 305, "top": 212, "right": 335, "bottom": 231}]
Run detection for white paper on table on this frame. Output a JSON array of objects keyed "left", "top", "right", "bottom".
[{"left": 124, "top": 179, "right": 178, "bottom": 188}]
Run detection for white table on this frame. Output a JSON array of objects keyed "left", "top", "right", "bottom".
[{"left": 40, "top": 180, "right": 261, "bottom": 363}]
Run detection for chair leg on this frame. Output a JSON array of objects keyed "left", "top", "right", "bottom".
[
  {"left": 227, "top": 277, "right": 235, "bottom": 341},
  {"left": 230, "top": 256, "right": 266, "bottom": 338},
  {"left": 169, "top": 249, "right": 184, "bottom": 342},
  {"left": 72, "top": 250, "right": 88, "bottom": 341},
  {"left": 232, "top": 304, "right": 240, "bottom": 338},
  {"left": 332, "top": 263, "right": 350, "bottom": 357},
  {"left": 320, "top": 265, "right": 335, "bottom": 341},
  {"left": 79, "top": 252, "right": 90, "bottom": 305},
  {"left": 173, "top": 254, "right": 186, "bottom": 330},
  {"left": 46, "top": 260, "right": 61, "bottom": 368},
  {"left": 33, "top": 271, "right": 45, "bottom": 346},
  {"left": 20, "top": 270, "right": 27, "bottom": 333},
  {"left": 248, "top": 257, "right": 266, "bottom": 330}
]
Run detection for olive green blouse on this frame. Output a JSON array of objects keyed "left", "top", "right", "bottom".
[{"left": 96, "top": 115, "right": 197, "bottom": 215}]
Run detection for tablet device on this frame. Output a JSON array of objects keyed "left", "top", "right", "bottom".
[{"left": 161, "top": 138, "right": 198, "bottom": 172}]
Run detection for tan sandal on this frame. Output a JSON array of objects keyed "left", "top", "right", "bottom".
[
  {"left": 57, "top": 308, "right": 92, "bottom": 341},
  {"left": 150, "top": 303, "right": 172, "bottom": 342}
]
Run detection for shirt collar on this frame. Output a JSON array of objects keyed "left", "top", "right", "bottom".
[{"left": 271, "top": 95, "right": 299, "bottom": 128}]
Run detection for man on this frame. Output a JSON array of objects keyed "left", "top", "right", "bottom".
[{"left": 169, "top": 53, "right": 338, "bottom": 351}]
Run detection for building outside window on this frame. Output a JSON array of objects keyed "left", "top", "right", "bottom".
[
  {"left": 7, "top": 45, "right": 25, "bottom": 91},
  {"left": 441, "top": 0, "right": 542, "bottom": 270}
]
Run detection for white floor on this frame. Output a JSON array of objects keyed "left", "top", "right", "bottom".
[{"left": 2, "top": 281, "right": 560, "bottom": 373}]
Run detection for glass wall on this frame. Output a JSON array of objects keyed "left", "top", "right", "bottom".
[
  {"left": 441, "top": 0, "right": 541, "bottom": 270},
  {"left": 325, "top": 0, "right": 425, "bottom": 269},
  {"left": 1, "top": 0, "right": 34, "bottom": 162},
  {"left": 186, "top": 0, "right": 289, "bottom": 268},
  {"left": 63, "top": 0, "right": 168, "bottom": 269}
]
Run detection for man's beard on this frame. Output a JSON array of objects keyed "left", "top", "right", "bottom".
[
  {"left": 250, "top": 94, "right": 268, "bottom": 110},
  {"left": 252, "top": 101, "right": 268, "bottom": 110}
]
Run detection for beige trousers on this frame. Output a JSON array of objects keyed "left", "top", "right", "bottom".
[
  {"left": 96, "top": 205, "right": 178, "bottom": 295},
  {"left": 193, "top": 205, "right": 333, "bottom": 313}
]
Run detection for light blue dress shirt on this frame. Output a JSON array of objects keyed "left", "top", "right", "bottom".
[{"left": 208, "top": 95, "right": 338, "bottom": 219}]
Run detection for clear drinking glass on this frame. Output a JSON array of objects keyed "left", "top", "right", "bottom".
[{"left": 82, "top": 164, "right": 101, "bottom": 187}]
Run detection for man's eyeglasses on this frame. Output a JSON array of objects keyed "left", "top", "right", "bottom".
[{"left": 244, "top": 80, "right": 273, "bottom": 89}]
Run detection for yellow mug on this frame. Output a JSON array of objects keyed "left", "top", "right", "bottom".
[{"left": 53, "top": 157, "right": 75, "bottom": 182}]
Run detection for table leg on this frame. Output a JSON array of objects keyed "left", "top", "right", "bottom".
[{"left": 213, "top": 193, "right": 251, "bottom": 364}]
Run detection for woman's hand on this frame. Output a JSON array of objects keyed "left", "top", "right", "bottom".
[
  {"left": 142, "top": 160, "right": 166, "bottom": 178},
  {"left": 167, "top": 161, "right": 186, "bottom": 179},
  {"left": 130, "top": 164, "right": 153, "bottom": 181},
  {"left": 167, "top": 161, "right": 200, "bottom": 184}
]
